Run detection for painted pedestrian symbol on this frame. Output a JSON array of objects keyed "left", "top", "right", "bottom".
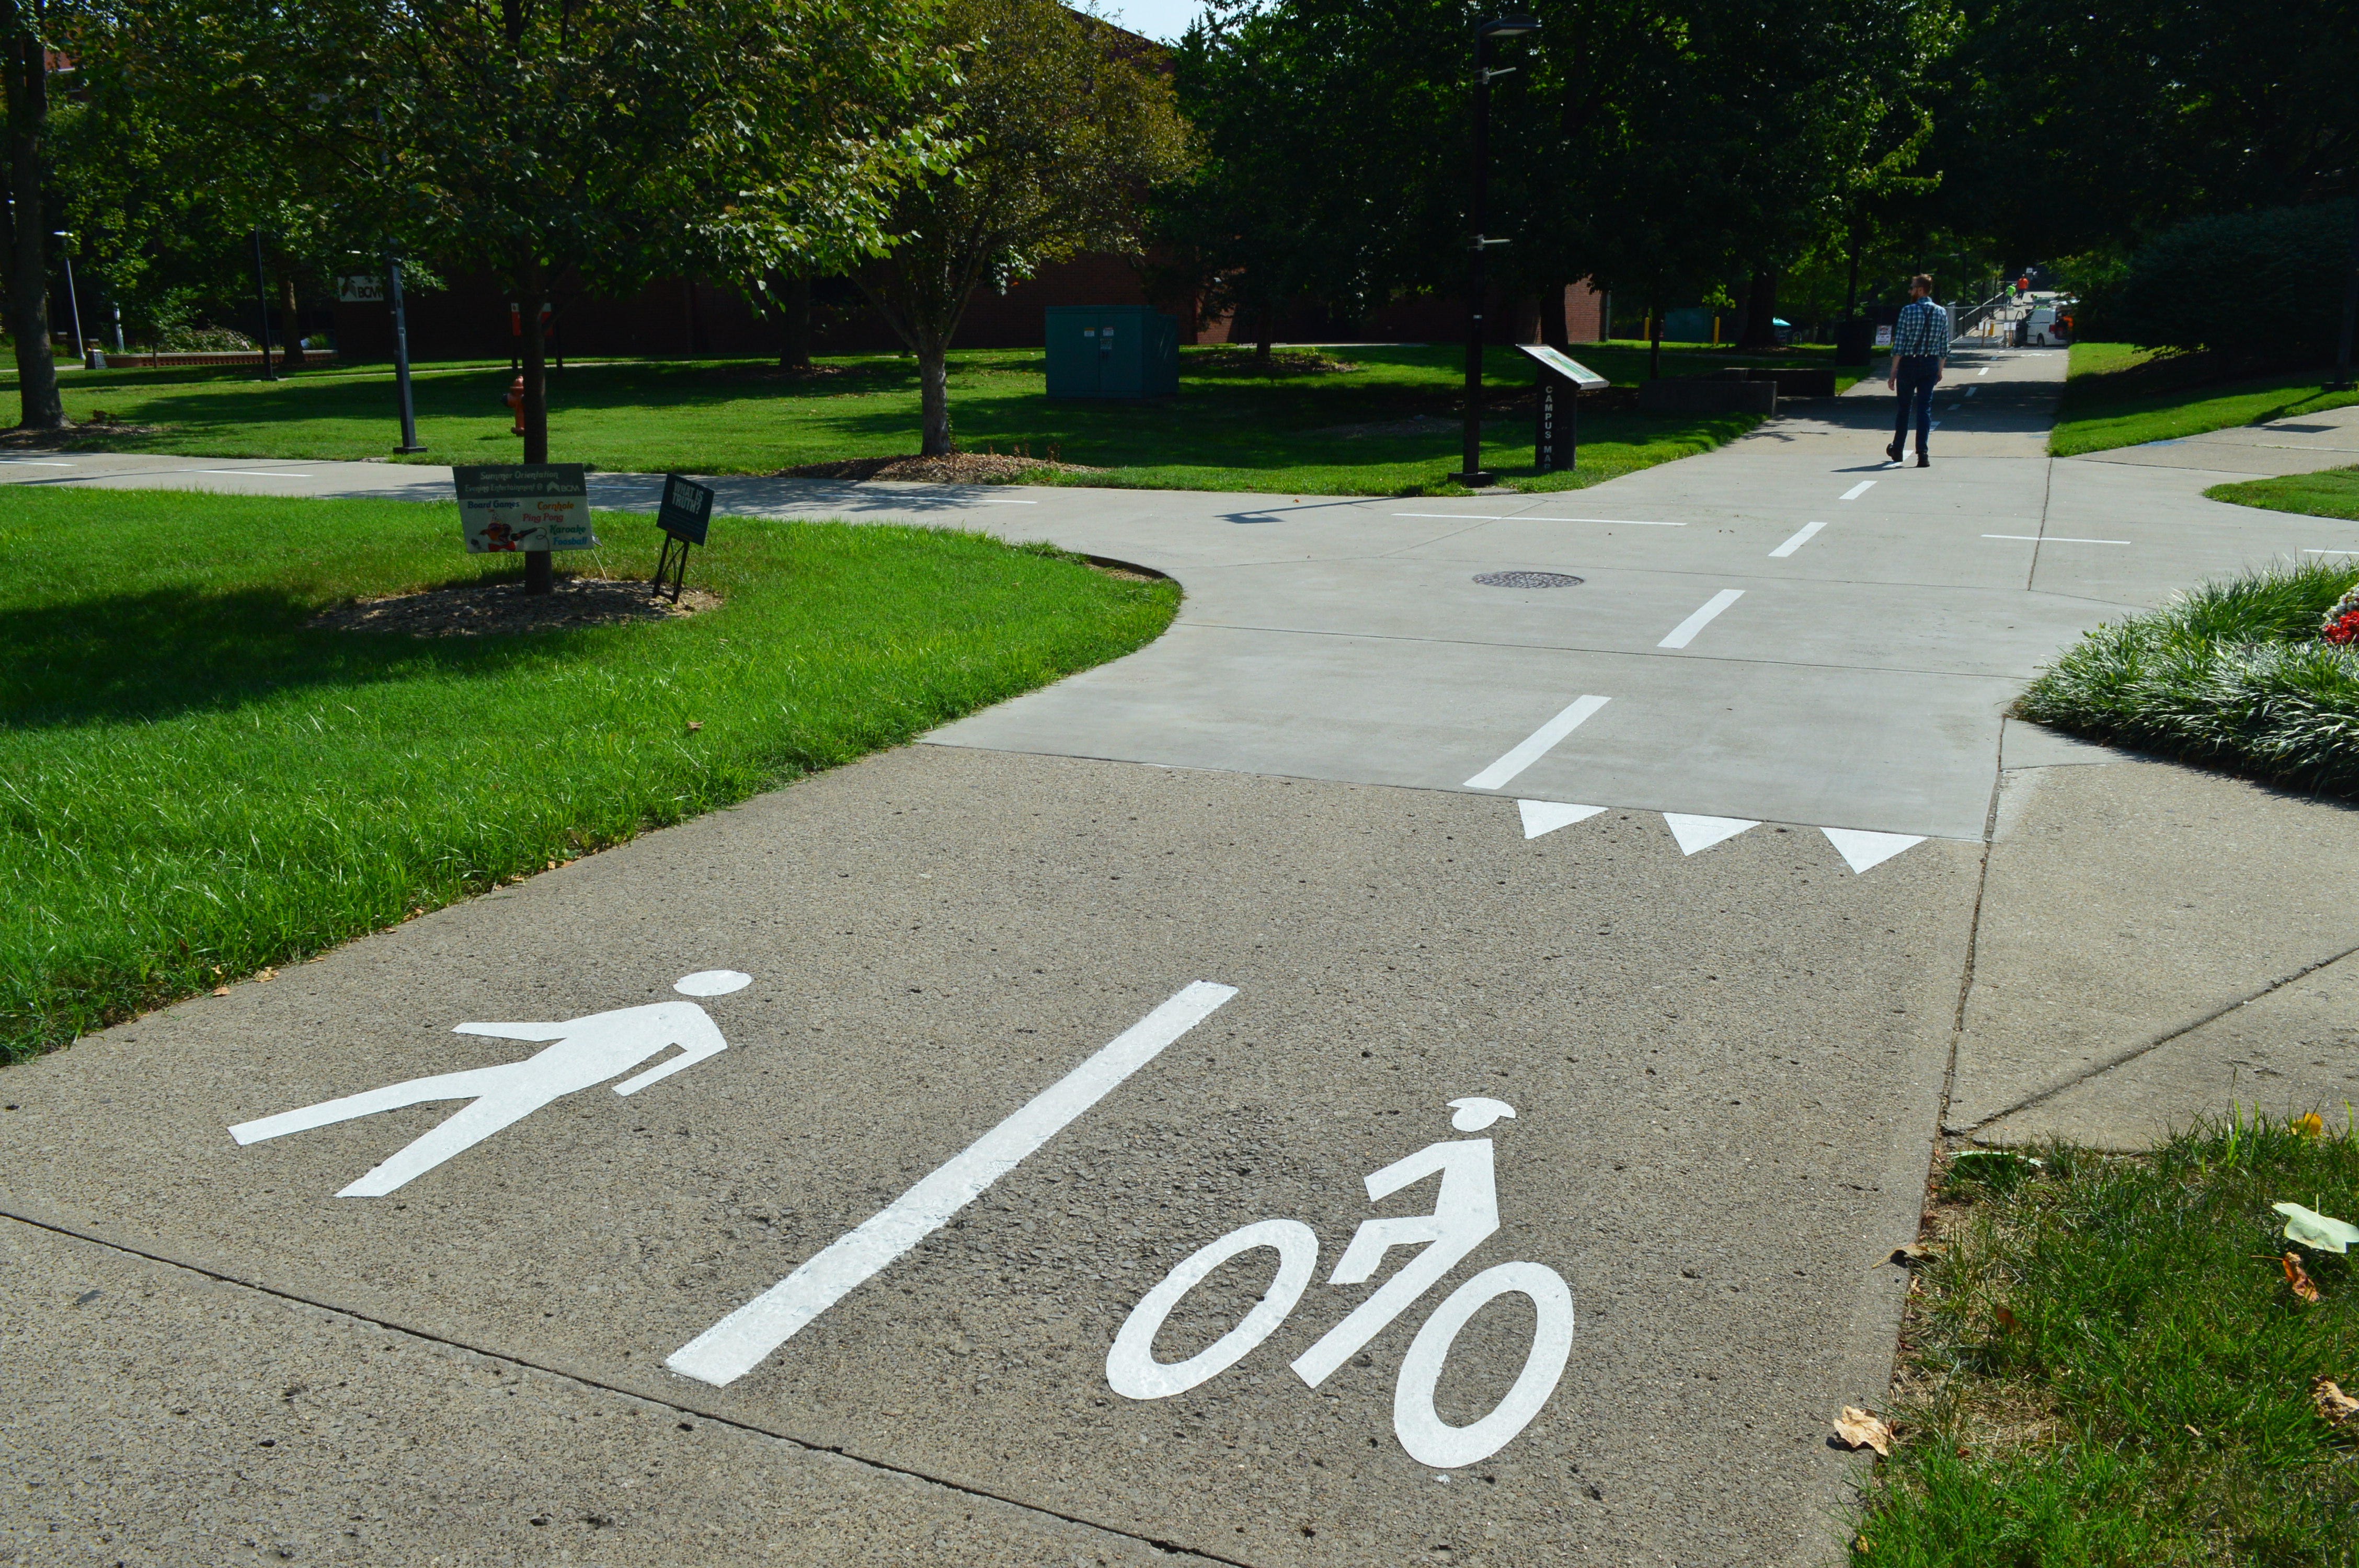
[
  {"left": 1106, "top": 1097, "right": 1574, "bottom": 1468},
  {"left": 228, "top": 970, "right": 752, "bottom": 1197}
]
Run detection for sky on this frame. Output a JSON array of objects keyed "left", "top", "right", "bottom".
[{"left": 1102, "top": 0, "right": 1210, "bottom": 41}]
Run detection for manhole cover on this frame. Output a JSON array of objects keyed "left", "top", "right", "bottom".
[{"left": 1473, "top": 571, "right": 1584, "bottom": 589}]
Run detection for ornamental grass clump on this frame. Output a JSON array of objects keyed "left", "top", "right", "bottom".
[{"left": 2016, "top": 558, "right": 2359, "bottom": 793}]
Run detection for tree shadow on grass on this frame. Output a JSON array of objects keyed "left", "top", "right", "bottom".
[{"left": 0, "top": 584, "right": 603, "bottom": 729}]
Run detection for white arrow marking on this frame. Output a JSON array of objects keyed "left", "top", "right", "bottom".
[
  {"left": 665, "top": 981, "right": 1238, "bottom": 1387},
  {"left": 1663, "top": 814, "right": 1759, "bottom": 856},
  {"left": 1821, "top": 827, "right": 1927, "bottom": 873},
  {"left": 1516, "top": 800, "right": 1607, "bottom": 839}
]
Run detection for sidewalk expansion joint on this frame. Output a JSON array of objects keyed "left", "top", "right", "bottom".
[
  {"left": 1954, "top": 936, "right": 2359, "bottom": 1136},
  {"left": 0, "top": 1203, "right": 1249, "bottom": 1567}
]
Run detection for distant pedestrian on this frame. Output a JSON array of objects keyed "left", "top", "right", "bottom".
[{"left": 1885, "top": 275, "right": 1949, "bottom": 468}]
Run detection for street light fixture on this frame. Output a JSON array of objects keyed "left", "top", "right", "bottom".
[
  {"left": 1455, "top": 15, "right": 1540, "bottom": 489},
  {"left": 50, "top": 231, "right": 86, "bottom": 370}
]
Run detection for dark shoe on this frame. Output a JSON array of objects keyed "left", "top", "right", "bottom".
[
  {"left": 1885, "top": 443, "right": 1903, "bottom": 463},
  {"left": 1916, "top": 452, "right": 1930, "bottom": 467}
]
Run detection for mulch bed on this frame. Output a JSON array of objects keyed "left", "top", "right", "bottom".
[
  {"left": 309, "top": 575, "right": 720, "bottom": 638},
  {"left": 0, "top": 417, "right": 165, "bottom": 449},
  {"left": 775, "top": 451, "right": 1106, "bottom": 483}
]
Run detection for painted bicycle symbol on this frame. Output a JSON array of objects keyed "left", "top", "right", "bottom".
[{"left": 1106, "top": 1096, "right": 1574, "bottom": 1468}]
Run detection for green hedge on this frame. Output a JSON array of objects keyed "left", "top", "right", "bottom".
[{"left": 2108, "top": 200, "right": 2355, "bottom": 358}]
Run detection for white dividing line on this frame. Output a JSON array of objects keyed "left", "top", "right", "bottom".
[
  {"left": 1965, "top": 386, "right": 1979, "bottom": 397},
  {"left": 1839, "top": 480, "right": 1875, "bottom": 501},
  {"left": 1389, "top": 513, "right": 1683, "bottom": 525},
  {"left": 666, "top": 981, "right": 1238, "bottom": 1387},
  {"left": 1977, "top": 367, "right": 1990, "bottom": 376},
  {"left": 1463, "top": 695, "right": 1610, "bottom": 790},
  {"left": 201, "top": 469, "right": 314, "bottom": 478},
  {"left": 976, "top": 498, "right": 1038, "bottom": 504},
  {"left": 1768, "top": 519, "right": 1827, "bottom": 557},
  {"left": 1983, "top": 534, "right": 2129, "bottom": 545},
  {"left": 2305, "top": 549, "right": 2359, "bottom": 557},
  {"left": 0, "top": 459, "right": 71, "bottom": 466},
  {"left": 1657, "top": 589, "right": 1744, "bottom": 649}
]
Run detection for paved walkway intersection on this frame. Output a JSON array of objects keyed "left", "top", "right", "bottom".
[{"left": 8, "top": 347, "right": 2359, "bottom": 1565}]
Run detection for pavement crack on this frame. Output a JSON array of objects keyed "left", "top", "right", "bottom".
[
  {"left": 1958, "top": 938, "right": 2359, "bottom": 1136},
  {"left": 0, "top": 1205, "right": 1250, "bottom": 1568},
  {"left": 1178, "top": 618, "right": 2032, "bottom": 682}
]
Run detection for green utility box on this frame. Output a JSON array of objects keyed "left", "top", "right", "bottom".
[{"left": 1045, "top": 305, "right": 1179, "bottom": 398}]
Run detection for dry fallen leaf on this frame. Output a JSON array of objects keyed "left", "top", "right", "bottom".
[
  {"left": 1994, "top": 1305, "right": 2022, "bottom": 1334},
  {"left": 255, "top": 967, "right": 276, "bottom": 983},
  {"left": 2312, "top": 1376, "right": 2359, "bottom": 1423},
  {"left": 2293, "top": 1112, "right": 2326, "bottom": 1138},
  {"left": 210, "top": 986, "right": 230, "bottom": 997},
  {"left": 2276, "top": 1202, "right": 2359, "bottom": 1253},
  {"left": 685, "top": 719, "right": 703, "bottom": 732},
  {"left": 2283, "top": 1252, "right": 2323, "bottom": 1304},
  {"left": 1893, "top": 1242, "right": 1945, "bottom": 1265},
  {"left": 1832, "top": 1406, "right": 1892, "bottom": 1456}
]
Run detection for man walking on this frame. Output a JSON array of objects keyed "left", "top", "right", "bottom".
[{"left": 1885, "top": 274, "right": 1949, "bottom": 467}]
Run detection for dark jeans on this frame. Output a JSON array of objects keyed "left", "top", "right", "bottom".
[{"left": 1892, "top": 356, "right": 1940, "bottom": 453}]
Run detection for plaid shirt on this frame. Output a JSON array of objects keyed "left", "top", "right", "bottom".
[{"left": 1891, "top": 298, "right": 1950, "bottom": 358}]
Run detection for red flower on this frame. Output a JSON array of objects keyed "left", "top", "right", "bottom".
[{"left": 2327, "top": 608, "right": 2359, "bottom": 645}]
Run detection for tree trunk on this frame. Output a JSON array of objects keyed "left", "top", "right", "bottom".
[
  {"left": 279, "top": 272, "right": 306, "bottom": 368},
  {"left": 1843, "top": 232, "right": 1861, "bottom": 319},
  {"left": 917, "top": 329, "right": 953, "bottom": 456},
  {"left": 780, "top": 274, "right": 811, "bottom": 370},
  {"left": 4, "top": 22, "right": 59, "bottom": 430},
  {"left": 1540, "top": 284, "right": 1570, "bottom": 349},
  {"left": 1736, "top": 271, "right": 1779, "bottom": 351},
  {"left": 1647, "top": 295, "right": 1663, "bottom": 380},
  {"left": 1253, "top": 299, "right": 1275, "bottom": 364}
]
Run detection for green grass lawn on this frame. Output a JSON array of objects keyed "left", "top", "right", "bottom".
[
  {"left": 13, "top": 340, "right": 1835, "bottom": 496},
  {"left": 2206, "top": 465, "right": 2359, "bottom": 521},
  {"left": 2016, "top": 558, "right": 2359, "bottom": 793},
  {"left": 2050, "top": 342, "right": 2359, "bottom": 457},
  {"left": 1852, "top": 1115, "right": 2359, "bottom": 1565},
  {"left": 0, "top": 487, "right": 1177, "bottom": 1062}
]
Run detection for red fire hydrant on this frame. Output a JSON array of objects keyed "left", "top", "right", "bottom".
[{"left": 505, "top": 375, "right": 525, "bottom": 435}]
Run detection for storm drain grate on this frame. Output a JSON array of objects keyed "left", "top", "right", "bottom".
[{"left": 1473, "top": 571, "right": 1584, "bottom": 589}]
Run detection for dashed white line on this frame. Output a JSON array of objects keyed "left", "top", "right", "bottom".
[
  {"left": 667, "top": 980, "right": 1240, "bottom": 1387},
  {"left": 0, "top": 459, "right": 71, "bottom": 466},
  {"left": 1464, "top": 695, "right": 1611, "bottom": 790},
  {"left": 2303, "top": 549, "right": 2359, "bottom": 557},
  {"left": 1983, "top": 534, "right": 2129, "bottom": 545},
  {"left": 1839, "top": 480, "right": 1875, "bottom": 501},
  {"left": 200, "top": 469, "right": 314, "bottom": 478},
  {"left": 976, "top": 498, "right": 1038, "bottom": 504},
  {"left": 1768, "top": 520, "right": 1828, "bottom": 557},
  {"left": 1657, "top": 589, "right": 1745, "bottom": 649}
]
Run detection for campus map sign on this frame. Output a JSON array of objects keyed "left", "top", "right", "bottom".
[{"left": 452, "top": 463, "right": 596, "bottom": 554}]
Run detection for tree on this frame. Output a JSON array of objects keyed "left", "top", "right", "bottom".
[
  {"left": 130, "top": 0, "right": 954, "bottom": 585},
  {"left": 859, "top": 0, "right": 1193, "bottom": 456},
  {"left": 2, "top": 0, "right": 61, "bottom": 429},
  {"left": 1925, "top": 0, "right": 2359, "bottom": 261}
]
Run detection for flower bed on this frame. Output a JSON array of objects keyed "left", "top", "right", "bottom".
[{"left": 2017, "top": 559, "right": 2359, "bottom": 793}]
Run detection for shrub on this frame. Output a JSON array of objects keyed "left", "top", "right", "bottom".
[
  {"left": 157, "top": 324, "right": 257, "bottom": 353},
  {"left": 2110, "top": 200, "right": 2356, "bottom": 358}
]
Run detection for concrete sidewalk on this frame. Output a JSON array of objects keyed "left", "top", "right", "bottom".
[{"left": 7, "top": 343, "right": 2358, "bottom": 1565}]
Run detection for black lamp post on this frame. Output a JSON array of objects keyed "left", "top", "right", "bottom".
[
  {"left": 1455, "top": 15, "right": 1540, "bottom": 489},
  {"left": 50, "top": 231, "right": 84, "bottom": 369},
  {"left": 250, "top": 229, "right": 278, "bottom": 381}
]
